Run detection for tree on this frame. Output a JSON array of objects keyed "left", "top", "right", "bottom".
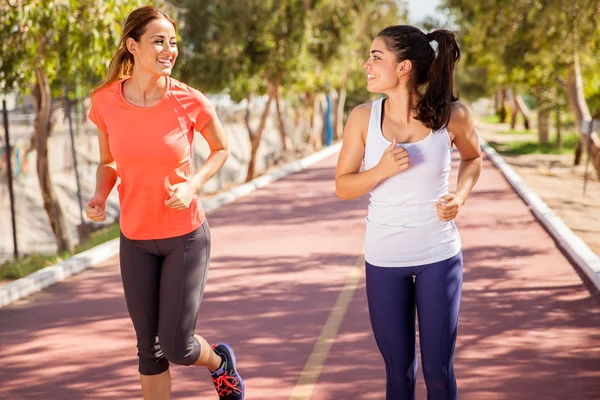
[
  {"left": 176, "top": 0, "right": 310, "bottom": 181},
  {"left": 291, "top": 0, "right": 404, "bottom": 144},
  {"left": 176, "top": 0, "right": 405, "bottom": 179},
  {"left": 442, "top": 0, "right": 600, "bottom": 155},
  {"left": 0, "top": 0, "right": 150, "bottom": 252}
]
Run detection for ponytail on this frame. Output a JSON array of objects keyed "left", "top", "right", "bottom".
[
  {"left": 416, "top": 30, "right": 461, "bottom": 131},
  {"left": 377, "top": 26, "right": 461, "bottom": 131},
  {"left": 92, "top": 47, "right": 134, "bottom": 96}
]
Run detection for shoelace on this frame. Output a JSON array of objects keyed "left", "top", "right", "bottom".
[{"left": 213, "top": 373, "right": 241, "bottom": 396}]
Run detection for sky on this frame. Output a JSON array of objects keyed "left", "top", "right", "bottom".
[{"left": 407, "top": 0, "right": 441, "bottom": 24}]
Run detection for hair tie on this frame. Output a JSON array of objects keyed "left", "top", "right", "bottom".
[{"left": 426, "top": 32, "right": 437, "bottom": 52}]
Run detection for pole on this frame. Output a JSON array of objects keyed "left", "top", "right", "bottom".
[
  {"left": 65, "top": 88, "right": 85, "bottom": 225},
  {"left": 2, "top": 99, "right": 19, "bottom": 259},
  {"left": 325, "top": 93, "right": 332, "bottom": 146}
]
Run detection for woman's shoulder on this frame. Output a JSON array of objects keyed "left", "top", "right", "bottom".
[
  {"left": 344, "top": 102, "right": 376, "bottom": 143},
  {"left": 169, "top": 78, "right": 204, "bottom": 96},
  {"left": 348, "top": 102, "right": 374, "bottom": 124},
  {"left": 449, "top": 102, "right": 472, "bottom": 122},
  {"left": 91, "top": 79, "right": 122, "bottom": 104},
  {"left": 446, "top": 101, "right": 474, "bottom": 140},
  {"left": 169, "top": 77, "right": 193, "bottom": 92},
  {"left": 448, "top": 101, "right": 473, "bottom": 129},
  {"left": 169, "top": 78, "right": 211, "bottom": 105}
]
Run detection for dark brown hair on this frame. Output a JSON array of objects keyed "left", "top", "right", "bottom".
[
  {"left": 377, "top": 25, "right": 461, "bottom": 131},
  {"left": 92, "top": 6, "right": 176, "bottom": 96}
]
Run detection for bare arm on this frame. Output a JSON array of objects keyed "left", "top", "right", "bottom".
[
  {"left": 85, "top": 128, "right": 117, "bottom": 222},
  {"left": 436, "top": 103, "right": 482, "bottom": 221},
  {"left": 335, "top": 106, "right": 376, "bottom": 200},
  {"left": 94, "top": 128, "right": 118, "bottom": 200},
  {"left": 189, "top": 116, "right": 229, "bottom": 193},
  {"left": 450, "top": 103, "right": 482, "bottom": 204},
  {"left": 165, "top": 115, "right": 230, "bottom": 211},
  {"left": 335, "top": 105, "right": 410, "bottom": 200}
]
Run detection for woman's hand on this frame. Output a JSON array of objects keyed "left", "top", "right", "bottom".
[
  {"left": 165, "top": 180, "right": 198, "bottom": 210},
  {"left": 436, "top": 193, "right": 464, "bottom": 222},
  {"left": 85, "top": 195, "right": 107, "bottom": 222},
  {"left": 375, "top": 138, "right": 411, "bottom": 181}
]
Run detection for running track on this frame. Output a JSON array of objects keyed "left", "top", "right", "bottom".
[{"left": 1, "top": 152, "right": 599, "bottom": 399}]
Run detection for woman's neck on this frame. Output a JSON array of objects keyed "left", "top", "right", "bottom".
[
  {"left": 126, "top": 71, "right": 167, "bottom": 104},
  {"left": 384, "top": 88, "right": 420, "bottom": 125}
]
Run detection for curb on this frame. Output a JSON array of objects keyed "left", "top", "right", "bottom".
[
  {"left": 480, "top": 137, "right": 600, "bottom": 293},
  {"left": 0, "top": 142, "right": 342, "bottom": 308}
]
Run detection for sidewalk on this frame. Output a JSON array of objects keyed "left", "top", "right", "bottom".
[{"left": 1, "top": 151, "right": 599, "bottom": 400}]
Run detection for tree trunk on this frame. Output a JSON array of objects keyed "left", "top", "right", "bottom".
[
  {"left": 335, "top": 85, "right": 347, "bottom": 140},
  {"left": 534, "top": 87, "right": 552, "bottom": 144},
  {"left": 32, "top": 66, "right": 72, "bottom": 253},
  {"left": 494, "top": 89, "right": 500, "bottom": 114},
  {"left": 245, "top": 81, "right": 275, "bottom": 182},
  {"left": 310, "top": 93, "right": 325, "bottom": 150},
  {"left": 508, "top": 89, "right": 518, "bottom": 130},
  {"left": 562, "top": 52, "right": 592, "bottom": 135},
  {"left": 575, "top": 140, "right": 583, "bottom": 166},
  {"left": 537, "top": 109, "right": 550, "bottom": 144},
  {"left": 274, "top": 76, "right": 291, "bottom": 153},
  {"left": 580, "top": 132, "right": 600, "bottom": 180},
  {"left": 498, "top": 87, "right": 510, "bottom": 123},
  {"left": 561, "top": 52, "right": 599, "bottom": 176},
  {"left": 303, "top": 92, "right": 314, "bottom": 142},
  {"left": 555, "top": 103, "right": 562, "bottom": 149},
  {"left": 512, "top": 94, "right": 531, "bottom": 130}
]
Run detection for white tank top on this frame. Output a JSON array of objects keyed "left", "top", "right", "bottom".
[{"left": 363, "top": 98, "right": 461, "bottom": 267}]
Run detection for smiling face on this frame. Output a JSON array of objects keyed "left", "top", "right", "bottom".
[
  {"left": 364, "top": 36, "right": 410, "bottom": 93},
  {"left": 126, "top": 17, "right": 178, "bottom": 77}
]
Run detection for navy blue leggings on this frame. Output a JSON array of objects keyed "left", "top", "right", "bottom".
[{"left": 366, "top": 251, "right": 463, "bottom": 400}]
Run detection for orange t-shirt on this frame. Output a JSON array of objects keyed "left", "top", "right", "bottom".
[{"left": 88, "top": 77, "right": 215, "bottom": 240}]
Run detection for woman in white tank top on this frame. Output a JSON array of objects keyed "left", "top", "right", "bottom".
[{"left": 335, "top": 26, "right": 482, "bottom": 399}]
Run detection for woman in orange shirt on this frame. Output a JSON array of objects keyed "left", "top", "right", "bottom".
[{"left": 85, "top": 6, "right": 244, "bottom": 400}]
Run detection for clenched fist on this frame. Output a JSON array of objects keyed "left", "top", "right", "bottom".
[
  {"left": 164, "top": 178, "right": 198, "bottom": 210},
  {"left": 436, "top": 193, "right": 464, "bottom": 222},
  {"left": 85, "top": 195, "right": 107, "bottom": 222}
]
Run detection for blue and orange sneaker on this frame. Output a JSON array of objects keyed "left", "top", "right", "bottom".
[{"left": 210, "top": 343, "right": 244, "bottom": 400}]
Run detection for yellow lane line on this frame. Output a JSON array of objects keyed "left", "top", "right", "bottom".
[{"left": 289, "top": 254, "right": 365, "bottom": 400}]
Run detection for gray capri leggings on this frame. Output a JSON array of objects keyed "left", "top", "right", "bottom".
[{"left": 119, "top": 221, "right": 211, "bottom": 376}]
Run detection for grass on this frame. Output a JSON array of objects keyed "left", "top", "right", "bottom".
[
  {"left": 499, "top": 129, "right": 533, "bottom": 135},
  {"left": 480, "top": 114, "right": 501, "bottom": 124},
  {"left": 477, "top": 115, "right": 534, "bottom": 135},
  {"left": 0, "top": 223, "right": 121, "bottom": 280},
  {"left": 489, "top": 132, "right": 579, "bottom": 156}
]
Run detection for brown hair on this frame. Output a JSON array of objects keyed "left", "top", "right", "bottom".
[
  {"left": 377, "top": 25, "right": 461, "bottom": 131},
  {"left": 92, "top": 6, "right": 176, "bottom": 96}
]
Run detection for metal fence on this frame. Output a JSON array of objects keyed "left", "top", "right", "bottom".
[
  {"left": 0, "top": 94, "right": 98, "bottom": 261},
  {"left": 0, "top": 92, "right": 297, "bottom": 263}
]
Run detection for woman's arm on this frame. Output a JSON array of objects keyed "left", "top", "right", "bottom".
[
  {"left": 189, "top": 117, "right": 229, "bottom": 192},
  {"left": 436, "top": 103, "right": 482, "bottom": 222},
  {"left": 335, "top": 105, "right": 410, "bottom": 200},
  {"left": 85, "top": 128, "right": 117, "bottom": 222},
  {"left": 165, "top": 117, "right": 229, "bottom": 210}
]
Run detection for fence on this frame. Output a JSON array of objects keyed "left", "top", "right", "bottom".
[
  {"left": 0, "top": 92, "right": 300, "bottom": 264},
  {"left": 0, "top": 94, "right": 98, "bottom": 262}
]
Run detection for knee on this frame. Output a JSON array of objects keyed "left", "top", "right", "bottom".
[
  {"left": 137, "top": 335, "right": 169, "bottom": 375},
  {"left": 422, "top": 363, "right": 453, "bottom": 390},
  {"left": 388, "top": 361, "right": 417, "bottom": 388},
  {"left": 161, "top": 336, "right": 201, "bottom": 366}
]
